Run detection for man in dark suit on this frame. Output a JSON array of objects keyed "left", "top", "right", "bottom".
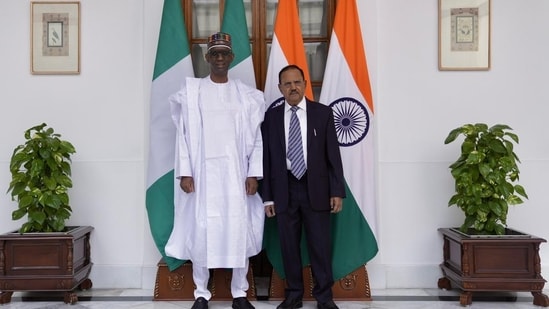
[{"left": 261, "top": 64, "right": 346, "bottom": 309}]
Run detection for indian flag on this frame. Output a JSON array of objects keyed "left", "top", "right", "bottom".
[
  {"left": 264, "top": 0, "right": 313, "bottom": 106},
  {"left": 262, "top": 0, "right": 315, "bottom": 279},
  {"left": 221, "top": 0, "right": 256, "bottom": 87},
  {"left": 146, "top": 0, "right": 193, "bottom": 272},
  {"left": 319, "top": 0, "right": 379, "bottom": 279}
]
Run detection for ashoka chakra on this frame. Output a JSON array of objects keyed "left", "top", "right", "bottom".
[{"left": 329, "top": 97, "right": 369, "bottom": 147}]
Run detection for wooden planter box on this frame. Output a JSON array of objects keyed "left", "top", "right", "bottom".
[
  {"left": 437, "top": 227, "right": 549, "bottom": 307},
  {"left": 0, "top": 226, "right": 93, "bottom": 304}
]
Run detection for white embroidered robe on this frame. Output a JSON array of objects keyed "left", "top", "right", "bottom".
[{"left": 165, "top": 77, "right": 265, "bottom": 268}]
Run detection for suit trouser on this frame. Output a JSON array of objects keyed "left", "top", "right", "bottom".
[
  {"left": 277, "top": 172, "right": 334, "bottom": 303},
  {"left": 192, "top": 259, "right": 250, "bottom": 300}
]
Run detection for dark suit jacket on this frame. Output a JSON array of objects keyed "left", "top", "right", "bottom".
[{"left": 262, "top": 99, "right": 346, "bottom": 212}]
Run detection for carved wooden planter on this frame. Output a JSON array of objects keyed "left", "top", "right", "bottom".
[
  {"left": 437, "top": 227, "right": 549, "bottom": 307},
  {"left": 0, "top": 226, "right": 93, "bottom": 304},
  {"left": 269, "top": 265, "right": 371, "bottom": 301},
  {"left": 154, "top": 259, "right": 255, "bottom": 300}
]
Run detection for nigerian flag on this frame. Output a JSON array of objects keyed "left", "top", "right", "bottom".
[
  {"left": 319, "top": 0, "right": 379, "bottom": 279},
  {"left": 146, "top": 0, "right": 194, "bottom": 272},
  {"left": 221, "top": 0, "right": 256, "bottom": 87}
]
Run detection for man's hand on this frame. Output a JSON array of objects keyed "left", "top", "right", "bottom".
[
  {"left": 265, "top": 204, "right": 276, "bottom": 217},
  {"left": 245, "top": 177, "right": 258, "bottom": 195},
  {"left": 330, "top": 197, "right": 343, "bottom": 213},
  {"left": 180, "top": 177, "right": 194, "bottom": 193}
]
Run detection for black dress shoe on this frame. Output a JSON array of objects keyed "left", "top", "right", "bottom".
[
  {"left": 232, "top": 297, "right": 255, "bottom": 309},
  {"left": 317, "top": 300, "right": 339, "bottom": 309},
  {"left": 191, "top": 297, "right": 208, "bottom": 309},
  {"left": 277, "top": 298, "right": 303, "bottom": 309}
]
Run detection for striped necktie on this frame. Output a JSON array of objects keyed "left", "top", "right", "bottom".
[{"left": 288, "top": 106, "right": 306, "bottom": 179}]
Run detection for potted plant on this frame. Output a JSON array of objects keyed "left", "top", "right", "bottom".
[
  {"left": 0, "top": 123, "right": 93, "bottom": 305},
  {"left": 437, "top": 123, "right": 548, "bottom": 307},
  {"left": 8, "top": 122, "right": 76, "bottom": 233},
  {"left": 444, "top": 123, "right": 528, "bottom": 235}
]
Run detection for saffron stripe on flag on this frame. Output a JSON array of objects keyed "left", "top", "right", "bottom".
[{"left": 264, "top": 0, "right": 313, "bottom": 106}]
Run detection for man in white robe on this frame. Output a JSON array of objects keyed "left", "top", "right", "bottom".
[{"left": 165, "top": 32, "right": 265, "bottom": 309}]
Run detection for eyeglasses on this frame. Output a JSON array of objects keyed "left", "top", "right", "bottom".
[{"left": 208, "top": 50, "right": 232, "bottom": 57}]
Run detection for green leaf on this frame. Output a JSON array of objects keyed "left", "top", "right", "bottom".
[
  {"left": 505, "top": 131, "right": 519, "bottom": 143},
  {"left": 478, "top": 163, "right": 492, "bottom": 179},
  {"left": 20, "top": 223, "right": 32, "bottom": 234},
  {"left": 39, "top": 147, "right": 51, "bottom": 159},
  {"left": 60, "top": 140, "right": 76, "bottom": 154},
  {"left": 448, "top": 194, "right": 460, "bottom": 206},
  {"left": 473, "top": 220, "right": 485, "bottom": 232},
  {"left": 44, "top": 176, "right": 57, "bottom": 190},
  {"left": 445, "top": 122, "right": 525, "bottom": 235},
  {"left": 514, "top": 185, "right": 528, "bottom": 199},
  {"left": 7, "top": 123, "right": 75, "bottom": 233},
  {"left": 475, "top": 123, "right": 489, "bottom": 132},
  {"left": 28, "top": 209, "right": 46, "bottom": 225},
  {"left": 53, "top": 222, "right": 65, "bottom": 231},
  {"left": 58, "top": 193, "right": 70, "bottom": 205},
  {"left": 488, "top": 139, "right": 507, "bottom": 154},
  {"left": 508, "top": 195, "right": 524, "bottom": 205},
  {"left": 444, "top": 127, "right": 464, "bottom": 144},
  {"left": 466, "top": 151, "right": 484, "bottom": 164},
  {"left": 461, "top": 140, "right": 475, "bottom": 155},
  {"left": 12, "top": 208, "right": 27, "bottom": 220},
  {"left": 56, "top": 174, "right": 73, "bottom": 187},
  {"left": 490, "top": 124, "right": 512, "bottom": 131},
  {"left": 494, "top": 224, "right": 505, "bottom": 235},
  {"left": 9, "top": 182, "right": 27, "bottom": 197},
  {"left": 488, "top": 200, "right": 502, "bottom": 217},
  {"left": 19, "top": 195, "right": 34, "bottom": 207},
  {"left": 57, "top": 207, "right": 72, "bottom": 220}
]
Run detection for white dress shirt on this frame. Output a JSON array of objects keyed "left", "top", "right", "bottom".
[{"left": 285, "top": 98, "right": 307, "bottom": 170}]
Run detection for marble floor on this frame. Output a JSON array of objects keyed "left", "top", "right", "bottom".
[{"left": 1, "top": 288, "right": 547, "bottom": 309}]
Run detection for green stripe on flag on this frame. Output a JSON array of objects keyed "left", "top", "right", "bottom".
[
  {"left": 221, "top": 0, "right": 256, "bottom": 87},
  {"left": 146, "top": 171, "right": 184, "bottom": 269},
  {"left": 263, "top": 183, "right": 378, "bottom": 280},
  {"left": 221, "top": 0, "right": 251, "bottom": 68},
  {"left": 331, "top": 184, "right": 378, "bottom": 279},
  {"left": 153, "top": 0, "right": 190, "bottom": 80}
]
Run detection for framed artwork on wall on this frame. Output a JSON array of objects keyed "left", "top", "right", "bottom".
[
  {"left": 438, "top": 0, "right": 491, "bottom": 71},
  {"left": 31, "top": 2, "right": 80, "bottom": 75}
]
